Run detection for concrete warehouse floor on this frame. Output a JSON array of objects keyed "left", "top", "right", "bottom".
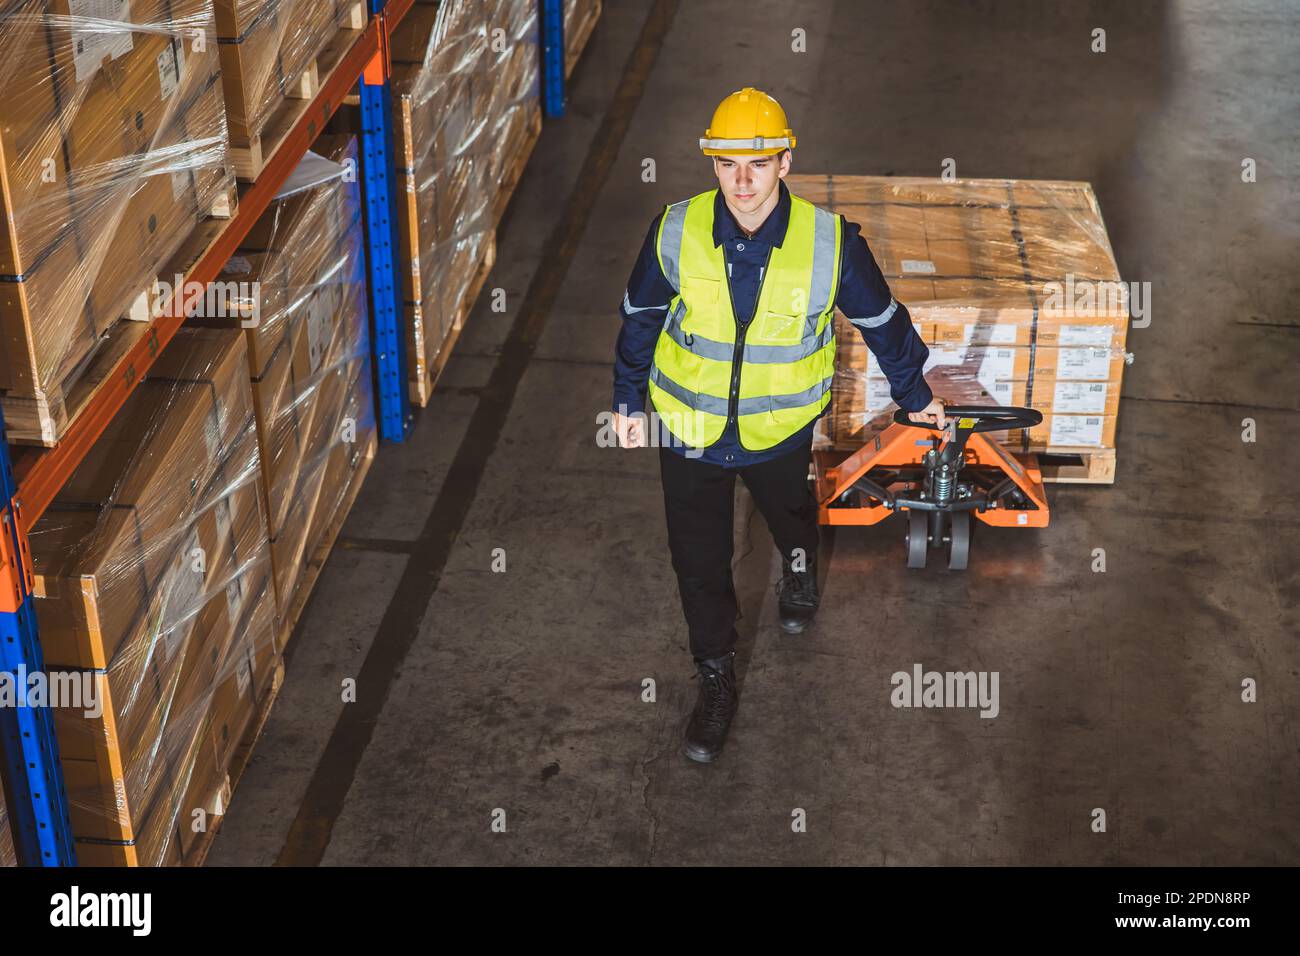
[{"left": 208, "top": 0, "right": 1299, "bottom": 866}]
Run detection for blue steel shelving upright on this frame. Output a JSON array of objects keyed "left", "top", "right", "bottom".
[
  {"left": 360, "top": 0, "right": 411, "bottom": 442},
  {"left": 540, "top": 0, "right": 568, "bottom": 117},
  {"left": 0, "top": 410, "right": 77, "bottom": 866}
]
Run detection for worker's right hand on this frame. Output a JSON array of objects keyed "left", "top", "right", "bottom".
[{"left": 612, "top": 411, "right": 647, "bottom": 448}]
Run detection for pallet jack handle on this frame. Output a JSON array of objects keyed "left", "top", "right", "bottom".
[{"left": 892, "top": 404, "right": 1043, "bottom": 435}]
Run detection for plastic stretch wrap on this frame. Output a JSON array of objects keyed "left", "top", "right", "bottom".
[
  {"left": 0, "top": 0, "right": 234, "bottom": 440},
  {"left": 391, "top": 0, "right": 539, "bottom": 398},
  {"left": 214, "top": 0, "right": 358, "bottom": 147},
  {"left": 0, "top": 788, "right": 14, "bottom": 865},
  {"left": 28, "top": 324, "right": 276, "bottom": 866},
  {"left": 564, "top": 0, "right": 599, "bottom": 71},
  {"left": 202, "top": 134, "right": 374, "bottom": 618},
  {"left": 784, "top": 175, "right": 1130, "bottom": 453}
]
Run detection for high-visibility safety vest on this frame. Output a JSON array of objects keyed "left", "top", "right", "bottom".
[{"left": 647, "top": 189, "right": 843, "bottom": 451}]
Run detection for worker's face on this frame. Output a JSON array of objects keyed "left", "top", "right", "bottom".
[{"left": 712, "top": 150, "right": 790, "bottom": 215}]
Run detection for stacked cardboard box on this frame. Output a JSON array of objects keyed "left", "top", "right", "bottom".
[
  {"left": 390, "top": 0, "right": 539, "bottom": 404},
  {"left": 786, "top": 175, "right": 1129, "bottom": 454},
  {"left": 201, "top": 136, "right": 374, "bottom": 622},
  {"left": 480, "top": 0, "right": 541, "bottom": 204},
  {"left": 29, "top": 327, "right": 277, "bottom": 866},
  {"left": 0, "top": 786, "right": 14, "bottom": 866},
  {"left": 564, "top": 0, "right": 601, "bottom": 77},
  {"left": 0, "top": 0, "right": 235, "bottom": 445},
  {"left": 215, "top": 0, "right": 363, "bottom": 174}
]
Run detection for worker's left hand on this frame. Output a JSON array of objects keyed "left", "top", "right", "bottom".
[{"left": 908, "top": 398, "right": 947, "bottom": 428}]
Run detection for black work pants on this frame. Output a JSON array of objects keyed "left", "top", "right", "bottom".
[{"left": 659, "top": 440, "right": 820, "bottom": 661}]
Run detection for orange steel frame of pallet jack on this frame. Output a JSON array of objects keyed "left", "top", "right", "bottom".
[{"left": 813, "top": 423, "right": 1050, "bottom": 527}]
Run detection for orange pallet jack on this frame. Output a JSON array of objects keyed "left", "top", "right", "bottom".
[{"left": 813, "top": 405, "right": 1050, "bottom": 569}]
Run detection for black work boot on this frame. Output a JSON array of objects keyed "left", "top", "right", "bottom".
[
  {"left": 776, "top": 555, "right": 820, "bottom": 634},
  {"left": 682, "top": 651, "right": 739, "bottom": 763}
]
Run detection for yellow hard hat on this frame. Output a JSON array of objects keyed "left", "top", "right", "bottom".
[{"left": 700, "top": 87, "right": 796, "bottom": 156}]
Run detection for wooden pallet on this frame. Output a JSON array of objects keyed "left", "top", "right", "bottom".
[
  {"left": 564, "top": 0, "right": 602, "bottom": 79},
  {"left": 0, "top": 181, "right": 239, "bottom": 446},
  {"left": 1037, "top": 448, "right": 1117, "bottom": 485},
  {"left": 229, "top": 13, "right": 366, "bottom": 182}
]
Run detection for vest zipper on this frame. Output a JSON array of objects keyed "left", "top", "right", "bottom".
[{"left": 724, "top": 244, "right": 776, "bottom": 428}]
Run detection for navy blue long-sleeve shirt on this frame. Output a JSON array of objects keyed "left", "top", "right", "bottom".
[{"left": 613, "top": 179, "right": 932, "bottom": 467}]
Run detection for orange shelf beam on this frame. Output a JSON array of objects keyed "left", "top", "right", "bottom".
[{"left": 384, "top": 0, "right": 416, "bottom": 34}]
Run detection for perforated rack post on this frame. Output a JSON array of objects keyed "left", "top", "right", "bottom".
[
  {"left": 541, "top": 0, "right": 568, "bottom": 117},
  {"left": 361, "top": 0, "right": 412, "bottom": 442},
  {"left": 0, "top": 406, "right": 77, "bottom": 866}
]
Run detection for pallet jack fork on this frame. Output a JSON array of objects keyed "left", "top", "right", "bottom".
[{"left": 813, "top": 405, "right": 1050, "bottom": 570}]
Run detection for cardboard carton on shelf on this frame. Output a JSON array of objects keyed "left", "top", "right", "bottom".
[
  {"left": 29, "top": 328, "right": 276, "bottom": 866},
  {"left": 195, "top": 136, "right": 375, "bottom": 621},
  {"left": 0, "top": 0, "right": 235, "bottom": 444}
]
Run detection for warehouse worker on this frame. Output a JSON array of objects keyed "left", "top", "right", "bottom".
[{"left": 611, "top": 88, "right": 944, "bottom": 763}]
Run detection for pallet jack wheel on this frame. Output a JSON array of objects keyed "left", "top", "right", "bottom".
[
  {"left": 906, "top": 510, "right": 928, "bottom": 569},
  {"left": 948, "top": 510, "right": 971, "bottom": 570}
]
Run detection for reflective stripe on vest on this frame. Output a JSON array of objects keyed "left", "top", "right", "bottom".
[{"left": 647, "top": 189, "right": 842, "bottom": 451}]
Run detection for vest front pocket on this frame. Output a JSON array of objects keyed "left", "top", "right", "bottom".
[
  {"left": 678, "top": 273, "right": 723, "bottom": 337},
  {"left": 751, "top": 304, "right": 807, "bottom": 346}
]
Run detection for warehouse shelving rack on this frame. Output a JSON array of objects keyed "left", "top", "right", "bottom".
[{"left": 0, "top": 0, "right": 576, "bottom": 867}]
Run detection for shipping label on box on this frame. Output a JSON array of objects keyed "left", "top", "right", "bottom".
[
  {"left": 235, "top": 646, "right": 252, "bottom": 697},
  {"left": 1058, "top": 323, "right": 1115, "bottom": 348},
  {"left": 214, "top": 495, "right": 233, "bottom": 546},
  {"left": 1048, "top": 414, "right": 1107, "bottom": 447},
  {"left": 1057, "top": 347, "right": 1115, "bottom": 380},
  {"left": 986, "top": 380, "right": 1019, "bottom": 406},
  {"left": 864, "top": 375, "right": 894, "bottom": 410},
  {"left": 1053, "top": 381, "right": 1110, "bottom": 414},
  {"left": 69, "top": 0, "right": 135, "bottom": 83},
  {"left": 922, "top": 346, "right": 966, "bottom": 373},
  {"left": 977, "top": 346, "right": 1022, "bottom": 384},
  {"left": 306, "top": 285, "right": 336, "bottom": 374},
  {"left": 225, "top": 574, "right": 244, "bottom": 627},
  {"left": 932, "top": 320, "right": 1024, "bottom": 347},
  {"left": 984, "top": 323, "right": 1020, "bottom": 345},
  {"left": 155, "top": 37, "right": 184, "bottom": 101}
]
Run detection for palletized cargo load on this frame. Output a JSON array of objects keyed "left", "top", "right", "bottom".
[
  {"left": 787, "top": 175, "right": 1129, "bottom": 469},
  {"left": 199, "top": 135, "right": 375, "bottom": 631},
  {"left": 29, "top": 327, "right": 277, "bottom": 866},
  {"left": 389, "top": 0, "right": 540, "bottom": 404},
  {"left": 0, "top": 0, "right": 236, "bottom": 445},
  {"left": 564, "top": 0, "right": 601, "bottom": 78},
  {"left": 214, "top": 0, "right": 365, "bottom": 179}
]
